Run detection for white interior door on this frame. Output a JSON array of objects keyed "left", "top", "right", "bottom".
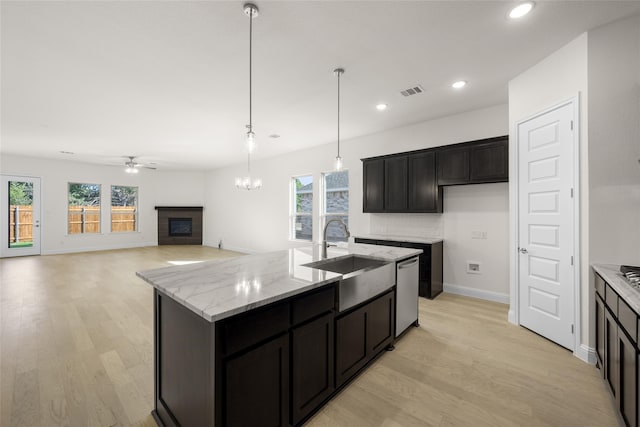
[
  {"left": 1, "top": 175, "right": 41, "bottom": 257},
  {"left": 517, "top": 102, "right": 575, "bottom": 350}
]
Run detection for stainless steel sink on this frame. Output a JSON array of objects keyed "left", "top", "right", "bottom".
[
  {"left": 304, "top": 254, "right": 387, "bottom": 274},
  {"left": 303, "top": 255, "right": 395, "bottom": 312}
]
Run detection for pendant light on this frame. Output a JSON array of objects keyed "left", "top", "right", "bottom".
[
  {"left": 333, "top": 68, "right": 345, "bottom": 171},
  {"left": 235, "top": 3, "right": 262, "bottom": 190}
]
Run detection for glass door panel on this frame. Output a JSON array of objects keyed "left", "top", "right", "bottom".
[{"left": 1, "top": 176, "right": 41, "bottom": 257}]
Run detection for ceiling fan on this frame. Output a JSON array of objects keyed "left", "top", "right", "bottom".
[{"left": 124, "top": 156, "right": 157, "bottom": 173}]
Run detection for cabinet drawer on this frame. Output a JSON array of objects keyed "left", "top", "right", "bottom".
[
  {"left": 619, "top": 298, "right": 637, "bottom": 344},
  {"left": 221, "top": 301, "right": 290, "bottom": 355},
  {"left": 595, "top": 273, "right": 606, "bottom": 298},
  {"left": 292, "top": 286, "right": 335, "bottom": 325},
  {"left": 606, "top": 284, "right": 619, "bottom": 316}
]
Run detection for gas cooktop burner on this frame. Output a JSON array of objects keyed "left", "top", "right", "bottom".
[{"left": 621, "top": 265, "right": 640, "bottom": 286}]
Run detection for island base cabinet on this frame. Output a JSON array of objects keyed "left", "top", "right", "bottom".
[
  {"left": 336, "top": 291, "right": 395, "bottom": 388},
  {"left": 291, "top": 313, "right": 335, "bottom": 425},
  {"left": 222, "top": 334, "right": 290, "bottom": 427},
  {"left": 596, "top": 293, "right": 605, "bottom": 374},
  {"left": 605, "top": 309, "right": 619, "bottom": 398}
]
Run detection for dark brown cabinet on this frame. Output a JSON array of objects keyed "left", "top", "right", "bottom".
[
  {"left": 469, "top": 138, "right": 509, "bottom": 183},
  {"left": 437, "top": 146, "right": 470, "bottom": 185},
  {"left": 362, "top": 135, "right": 507, "bottom": 214},
  {"left": 384, "top": 156, "right": 408, "bottom": 211},
  {"left": 354, "top": 238, "right": 443, "bottom": 299},
  {"left": 437, "top": 136, "right": 509, "bottom": 186},
  {"left": 363, "top": 158, "right": 385, "bottom": 212},
  {"left": 362, "top": 150, "right": 441, "bottom": 214},
  {"left": 291, "top": 312, "right": 334, "bottom": 425},
  {"left": 223, "top": 334, "right": 290, "bottom": 427},
  {"left": 594, "top": 270, "right": 639, "bottom": 427},
  {"left": 408, "top": 151, "right": 442, "bottom": 213},
  {"left": 336, "top": 290, "right": 395, "bottom": 387}
]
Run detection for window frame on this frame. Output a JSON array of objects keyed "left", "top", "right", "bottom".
[
  {"left": 290, "top": 174, "right": 314, "bottom": 242},
  {"left": 67, "top": 182, "right": 102, "bottom": 235},
  {"left": 110, "top": 185, "right": 139, "bottom": 233},
  {"left": 320, "top": 170, "right": 349, "bottom": 243}
]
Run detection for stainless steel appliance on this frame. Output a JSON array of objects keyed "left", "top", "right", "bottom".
[{"left": 396, "top": 256, "right": 419, "bottom": 337}]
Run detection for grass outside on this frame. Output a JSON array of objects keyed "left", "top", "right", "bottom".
[{"left": 9, "top": 242, "right": 33, "bottom": 248}]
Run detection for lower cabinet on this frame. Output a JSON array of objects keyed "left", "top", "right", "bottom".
[
  {"left": 223, "top": 334, "right": 290, "bottom": 427},
  {"left": 595, "top": 270, "right": 639, "bottom": 427},
  {"left": 336, "top": 290, "right": 395, "bottom": 387},
  {"left": 291, "top": 312, "right": 335, "bottom": 425}
]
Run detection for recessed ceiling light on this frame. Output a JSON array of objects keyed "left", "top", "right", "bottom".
[
  {"left": 59, "top": 150, "right": 74, "bottom": 155},
  {"left": 452, "top": 80, "right": 467, "bottom": 89},
  {"left": 509, "top": 2, "right": 534, "bottom": 19},
  {"left": 376, "top": 103, "right": 388, "bottom": 111},
  {"left": 269, "top": 134, "right": 280, "bottom": 139}
]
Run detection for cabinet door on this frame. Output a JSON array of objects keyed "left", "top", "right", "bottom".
[
  {"left": 618, "top": 329, "right": 637, "bottom": 427},
  {"left": 469, "top": 138, "right": 509, "bottom": 183},
  {"left": 408, "top": 151, "right": 442, "bottom": 213},
  {"left": 291, "top": 313, "right": 335, "bottom": 425},
  {"left": 363, "top": 159, "right": 385, "bottom": 212},
  {"left": 223, "top": 334, "right": 290, "bottom": 427},
  {"left": 606, "top": 309, "right": 619, "bottom": 398},
  {"left": 335, "top": 305, "right": 368, "bottom": 387},
  {"left": 596, "top": 294, "right": 606, "bottom": 374},
  {"left": 437, "top": 146, "right": 470, "bottom": 185},
  {"left": 384, "top": 156, "right": 408, "bottom": 212},
  {"left": 366, "top": 291, "right": 395, "bottom": 354}
]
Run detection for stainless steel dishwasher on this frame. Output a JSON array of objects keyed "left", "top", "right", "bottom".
[{"left": 396, "top": 256, "right": 419, "bottom": 337}]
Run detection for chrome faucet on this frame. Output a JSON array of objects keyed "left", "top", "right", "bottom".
[{"left": 322, "top": 219, "right": 350, "bottom": 258}]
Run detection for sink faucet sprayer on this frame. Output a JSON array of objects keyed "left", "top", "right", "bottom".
[{"left": 322, "top": 219, "right": 350, "bottom": 258}]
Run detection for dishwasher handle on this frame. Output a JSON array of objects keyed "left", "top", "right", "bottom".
[{"left": 398, "top": 257, "right": 418, "bottom": 269}]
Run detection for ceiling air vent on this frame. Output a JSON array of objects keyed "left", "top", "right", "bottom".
[{"left": 400, "top": 85, "right": 424, "bottom": 97}]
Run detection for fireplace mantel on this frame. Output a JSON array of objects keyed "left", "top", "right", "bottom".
[{"left": 156, "top": 207, "right": 203, "bottom": 245}]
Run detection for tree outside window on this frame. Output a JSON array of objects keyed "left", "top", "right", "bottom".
[
  {"left": 68, "top": 183, "right": 101, "bottom": 234},
  {"left": 291, "top": 176, "right": 313, "bottom": 241},
  {"left": 111, "top": 185, "right": 138, "bottom": 232},
  {"left": 322, "top": 170, "right": 349, "bottom": 242}
]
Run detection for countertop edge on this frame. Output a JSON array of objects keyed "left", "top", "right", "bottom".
[{"left": 592, "top": 264, "right": 640, "bottom": 314}]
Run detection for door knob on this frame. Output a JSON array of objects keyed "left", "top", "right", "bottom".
[{"left": 519, "top": 248, "right": 528, "bottom": 254}]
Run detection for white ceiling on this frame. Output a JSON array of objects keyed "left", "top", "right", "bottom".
[{"left": 2, "top": 1, "right": 639, "bottom": 171}]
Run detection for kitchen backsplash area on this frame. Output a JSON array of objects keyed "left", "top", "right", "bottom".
[{"left": 369, "top": 213, "right": 443, "bottom": 239}]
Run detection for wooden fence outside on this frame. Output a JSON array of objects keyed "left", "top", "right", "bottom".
[
  {"left": 9, "top": 205, "right": 33, "bottom": 243},
  {"left": 10, "top": 205, "right": 137, "bottom": 239},
  {"left": 68, "top": 205, "right": 137, "bottom": 233}
]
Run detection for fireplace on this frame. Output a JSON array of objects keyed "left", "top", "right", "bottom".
[
  {"left": 156, "top": 207, "right": 203, "bottom": 245},
  {"left": 169, "top": 218, "right": 192, "bottom": 237}
]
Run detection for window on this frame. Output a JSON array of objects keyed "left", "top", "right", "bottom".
[
  {"left": 68, "top": 183, "right": 101, "bottom": 234},
  {"left": 111, "top": 185, "right": 138, "bottom": 232},
  {"left": 291, "top": 175, "right": 313, "bottom": 241},
  {"left": 322, "top": 170, "right": 349, "bottom": 242}
]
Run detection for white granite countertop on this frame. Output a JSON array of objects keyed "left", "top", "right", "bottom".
[
  {"left": 137, "top": 243, "right": 422, "bottom": 323},
  {"left": 593, "top": 264, "right": 640, "bottom": 313},
  {"left": 354, "top": 234, "right": 443, "bottom": 245}
]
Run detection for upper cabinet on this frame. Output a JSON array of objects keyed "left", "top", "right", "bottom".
[
  {"left": 363, "top": 158, "right": 385, "bottom": 212},
  {"left": 363, "top": 150, "right": 441, "bottom": 214},
  {"left": 362, "top": 135, "right": 507, "bottom": 213},
  {"left": 437, "top": 136, "right": 509, "bottom": 186},
  {"left": 384, "top": 156, "right": 408, "bottom": 212}
]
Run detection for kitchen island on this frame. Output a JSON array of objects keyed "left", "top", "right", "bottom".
[{"left": 137, "top": 243, "right": 421, "bottom": 427}]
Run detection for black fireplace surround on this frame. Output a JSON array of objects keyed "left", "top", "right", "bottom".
[{"left": 156, "top": 207, "right": 202, "bottom": 245}]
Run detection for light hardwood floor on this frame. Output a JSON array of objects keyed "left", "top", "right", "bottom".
[{"left": 1, "top": 246, "right": 619, "bottom": 427}]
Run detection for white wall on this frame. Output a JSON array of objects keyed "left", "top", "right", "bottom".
[
  {"left": 588, "top": 14, "right": 640, "bottom": 266},
  {"left": 508, "top": 34, "right": 589, "bottom": 353},
  {"left": 1, "top": 154, "right": 205, "bottom": 255},
  {"left": 205, "top": 104, "right": 510, "bottom": 300}
]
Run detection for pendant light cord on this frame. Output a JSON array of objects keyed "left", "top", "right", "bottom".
[
  {"left": 248, "top": 7, "right": 253, "bottom": 133},
  {"left": 337, "top": 70, "right": 340, "bottom": 158}
]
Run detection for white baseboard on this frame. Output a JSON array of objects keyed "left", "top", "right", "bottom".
[
  {"left": 508, "top": 309, "right": 517, "bottom": 325},
  {"left": 218, "top": 244, "right": 254, "bottom": 255},
  {"left": 443, "top": 282, "right": 509, "bottom": 304},
  {"left": 575, "top": 344, "right": 596, "bottom": 365},
  {"left": 42, "top": 241, "right": 157, "bottom": 255}
]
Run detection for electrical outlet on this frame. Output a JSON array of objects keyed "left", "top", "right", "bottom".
[{"left": 467, "top": 261, "right": 481, "bottom": 274}]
